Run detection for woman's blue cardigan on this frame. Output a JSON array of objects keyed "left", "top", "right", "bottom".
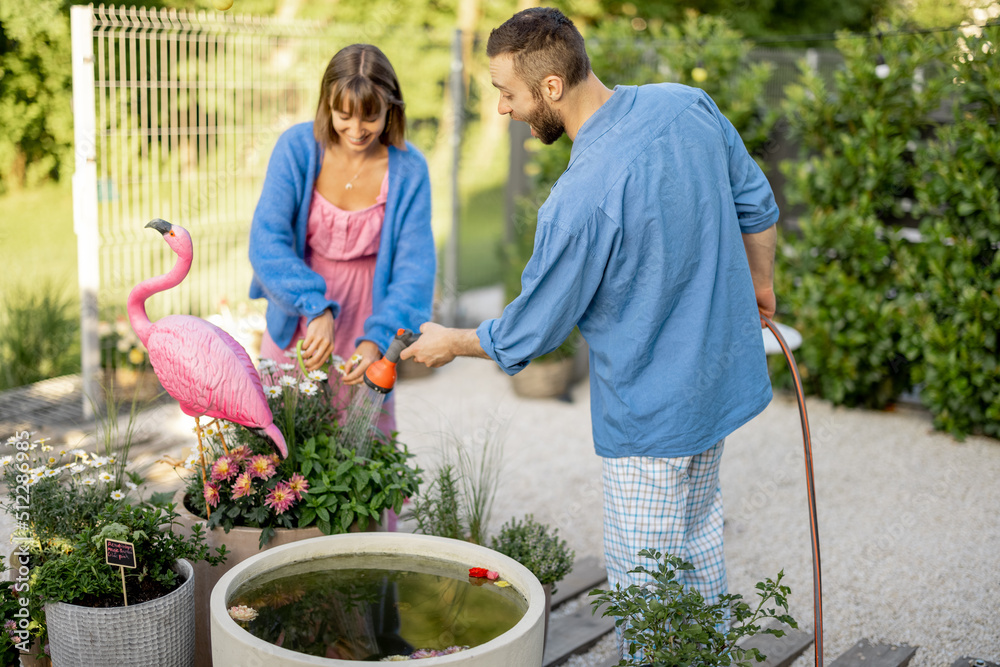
[{"left": 248, "top": 122, "right": 436, "bottom": 353}]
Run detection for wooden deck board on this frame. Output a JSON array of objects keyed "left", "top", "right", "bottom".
[
  {"left": 829, "top": 639, "right": 919, "bottom": 667},
  {"left": 550, "top": 555, "right": 607, "bottom": 608}
]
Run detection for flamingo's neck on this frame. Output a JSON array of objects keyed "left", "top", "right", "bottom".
[{"left": 127, "top": 242, "right": 192, "bottom": 345}]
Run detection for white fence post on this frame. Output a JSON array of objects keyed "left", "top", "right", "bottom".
[
  {"left": 71, "top": 5, "right": 100, "bottom": 419},
  {"left": 445, "top": 28, "right": 464, "bottom": 327}
]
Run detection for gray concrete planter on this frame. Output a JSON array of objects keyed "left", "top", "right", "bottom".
[
  {"left": 44, "top": 559, "right": 195, "bottom": 667},
  {"left": 210, "top": 533, "right": 546, "bottom": 666}
]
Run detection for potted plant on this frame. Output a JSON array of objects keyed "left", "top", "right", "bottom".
[
  {"left": 589, "top": 548, "right": 797, "bottom": 666},
  {"left": 0, "top": 555, "right": 39, "bottom": 667},
  {"left": 1, "top": 386, "right": 148, "bottom": 665},
  {"left": 31, "top": 501, "right": 226, "bottom": 666},
  {"left": 490, "top": 514, "right": 575, "bottom": 645},
  {"left": 167, "top": 352, "right": 422, "bottom": 665}
]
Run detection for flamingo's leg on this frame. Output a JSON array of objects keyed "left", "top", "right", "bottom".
[
  {"left": 194, "top": 416, "right": 211, "bottom": 520},
  {"left": 206, "top": 419, "right": 230, "bottom": 455}
]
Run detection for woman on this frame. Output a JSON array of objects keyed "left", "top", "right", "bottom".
[{"left": 249, "top": 43, "right": 435, "bottom": 440}]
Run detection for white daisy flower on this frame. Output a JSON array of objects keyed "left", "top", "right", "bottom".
[
  {"left": 350, "top": 353, "right": 364, "bottom": 366},
  {"left": 71, "top": 449, "right": 87, "bottom": 458},
  {"left": 46, "top": 456, "right": 58, "bottom": 465},
  {"left": 222, "top": 422, "right": 237, "bottom": 433},
  {"left": 299, "top": 381, "right": 318, "bottom": 396},
  {"left": 335, "top": 360, "right": 349, "bottom": 376},
  {"left": 258, "top": 358, "right": 277, "bottom": 371},
  {"left": 307, "top": 369, "right": 328, "bottom": 382},
  {"left": 110, "top": 490, "right": 126, "bottom": 500},
  {"left": 279, "top": 376, "right": 298, "bottom": 388},
  {"left": 282, "top": 349, "right": 298, "bottom": 359},
  {"left": 70, "top": 464, "right": 86, "bottom": 474},
  {"left": 35, "top": 438, "right": 50, "bottom": 446},
  {"left": 0, "top": 456, "right": 12, "bottom": 466},
  {"left": 41, "top": 445, "right": 53, "bottom": 452},
  {"left": 59, "top": 449, "right": 67, "bottom": 455},
  {"left": 264, "top": 385, "right": 281, "bottom": 397},
  {"left": 184, "top": 454, "right": 200, "bottom": 470},
  {"left": 126, "top": 481, "right": 138, "bottom": 491},
  {"left": 204, "top": 425, "right": 218, "bottom": 437},
  {"left": 98, "top": 472, "right": 114, "bottom": 482},
  {"left": 82, "top": 478, "right": 96, "bottom": 486},
  {"left": 279, "top": 363, "right": 296, "bottom": 372},
  {"left": 44, "top": 469, "right": 59, "bottom": 478}
]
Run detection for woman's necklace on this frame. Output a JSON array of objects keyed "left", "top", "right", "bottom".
[{"left": 344, "top": 161, "right": 365, "bottom": 190}]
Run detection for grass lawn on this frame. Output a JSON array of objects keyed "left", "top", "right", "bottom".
[{"left": 0, "top": 181, "right": 77, "bottom": 299}]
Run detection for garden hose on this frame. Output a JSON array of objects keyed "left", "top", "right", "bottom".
[{"left": 761, "top": 314, "right": 823, "bottom": 666}]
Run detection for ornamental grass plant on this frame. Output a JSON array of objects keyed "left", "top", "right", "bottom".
[{"left": 177, "top": 352, "right": 422, "bottom": 548}]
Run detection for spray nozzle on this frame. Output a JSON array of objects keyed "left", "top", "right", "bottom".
[{"left": 363, "top": 329, "right": 420, "bottom": 394}]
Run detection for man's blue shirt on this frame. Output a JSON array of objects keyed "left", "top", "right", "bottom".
[{"left": 477, "top": 84, "right": 777, "bottom": 458}]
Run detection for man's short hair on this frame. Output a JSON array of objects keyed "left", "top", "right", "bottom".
[{"left": 486, "top": 7, "right": 590, "bottom": 96}]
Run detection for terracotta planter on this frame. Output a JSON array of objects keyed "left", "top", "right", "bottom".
[
  {"left": 511, "top": 358, "right": 575, "bottom": 399},
  {"left": 171, "top": 488, "right": 382, "bottom": 667},
  {"left": 44, "top": 559, "right": 194, "bottom": 667}
]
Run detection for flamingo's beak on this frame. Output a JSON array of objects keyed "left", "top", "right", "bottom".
[{"left": 146, "top": 218, "right": 173, "bottom": 235}]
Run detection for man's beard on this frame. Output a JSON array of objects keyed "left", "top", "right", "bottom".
[{"left": 523, "top": 96, "right": 565, "bottom": 145}]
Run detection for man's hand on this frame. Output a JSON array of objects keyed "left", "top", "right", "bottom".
[
  {"left": 400, "top": 322, "right": 488, "bottom": 367},
  {"left": 756, "top": 285, "right": 776, "bottom": 327},
  {"left": 301, "top": 309, "right": 335, "bottom": 371}
]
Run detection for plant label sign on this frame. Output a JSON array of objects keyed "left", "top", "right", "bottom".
[{"left": 105, "top": 539, "right": 136, "bottom": 569}]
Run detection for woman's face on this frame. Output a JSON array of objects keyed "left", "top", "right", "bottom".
[{"left": 330, "top": 95, "right": 388, "bottom": 154}]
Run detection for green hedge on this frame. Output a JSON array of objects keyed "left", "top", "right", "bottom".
[{"left": 777, "top": 24, "right": 999, "bottom": 438}]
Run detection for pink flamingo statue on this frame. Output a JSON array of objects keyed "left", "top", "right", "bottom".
[{"left": 128, "top": 219, "right": 287, "bottom": 515}]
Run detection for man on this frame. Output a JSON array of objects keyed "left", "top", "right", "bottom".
[{"left": 402, "top": 6, "right": 778, "bottom": 657}]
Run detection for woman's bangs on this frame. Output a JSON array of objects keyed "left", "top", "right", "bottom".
[{"left": 331, "top": 77, "right": 384, "bottom": 119}]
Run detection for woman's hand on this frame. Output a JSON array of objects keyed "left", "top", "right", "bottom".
[
  {"left": 342, "top": 340, "right": 381, "bottom": 385},
  {"left": 301, "top": 310, "right": 335, "bottom": 371}
]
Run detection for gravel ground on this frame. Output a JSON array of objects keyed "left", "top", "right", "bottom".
[
  {"left": 4, "top": 350, "right": 997, "bottom": 665},
  {"left": 392, "top": 357, "right": 1000, "bottom": 666}
]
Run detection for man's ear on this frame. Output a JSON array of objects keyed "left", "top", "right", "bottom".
[{"left": 541, "top": 75, "right": 564, "bottom": 103}]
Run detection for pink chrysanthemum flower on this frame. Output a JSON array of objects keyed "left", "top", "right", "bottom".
[
  {"left": 228, "top": 445, "right": 252, "bottom": 464},
  {"left": 247, "top": 455, "right": 276, "bottom": 481},
  {"left": 264, "top": 482, "right": 295, "bottom": 514},
  {"left": 203, "top": 482, "right": 220, "bottom": 508},
  {"left": 210, "top": 456, "right": 237, "bottom": 482},
  {"left": 231, "top": 471, "right": 254, "bottom": 499},
  {"left": 287, "top": 473, "right": 309, "bottom": 500}
]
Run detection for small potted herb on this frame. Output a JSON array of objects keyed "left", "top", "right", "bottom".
[
  {"left": 490, "top": 514, "right": 575, "bottom": 645},
  {"left": 31, "top": 501, "right": 227, "bottom": 666},
  {"left": 589, "top": 548, "right": 797, "bottom": 666}
]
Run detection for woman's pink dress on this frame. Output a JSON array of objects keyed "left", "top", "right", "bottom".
[{"left": 260, "top": 171, "right": 396, "bottom": 436}]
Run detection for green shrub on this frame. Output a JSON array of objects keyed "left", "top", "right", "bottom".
[
  {"left": 0, "top": 281, "right": 80, "bottom": 390},
  {"left": 590, "top": 549, "right": 795, "bottom": 667},
  {"left": 490, "top": 515, "right": 574, "bottom": 592},
  {"left": 776, "top": 26, "right": 951, "bottom": 408},
  {"left": 907, "top": 26, "right": 1000, "bottom": 437}
]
